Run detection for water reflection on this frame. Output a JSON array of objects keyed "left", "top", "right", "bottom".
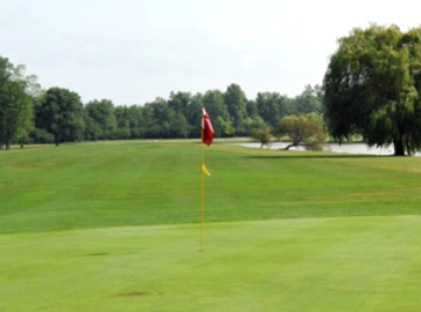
[{"left": 238, "top": 142, "right": 420, "bottom": 156}]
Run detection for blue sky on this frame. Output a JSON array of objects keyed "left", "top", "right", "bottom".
[{"left": 1, "top": 0, "right": 420, "bottom": 105}]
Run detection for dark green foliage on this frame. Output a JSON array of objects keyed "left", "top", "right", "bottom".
[
  {"left": 0, "top": 57, "right": 34, "bottom": 149},
  {"left": 84, "top": 99, "right": 117, "bottom": 140},
  {"left": 278, "top": 113, "right": 327, "bottom": 151},
  {"left": 36, "top": 87, "right": 85, "bottom": 145},
  {"left": 293, "top": 85, "right": 324, "bottom": 114},
  {"left": 250, "top": 125, "right": 272, "bottom": 148},
  {"left": 224, "top": 83, "right": 248, "bottom": 135},
  {"left": 323, "top": 25, "right": 421, "bottom": 156},
  {"left": 105, "top": 84, "right": 320, "bottom": 141},
  {"left": 256, "top": 92, "right": 293, "bottom": 128},
  {"left": 202, "top": 90, "right": 230, "bottom": 137},
  {"left": 31, "top": 128, "right": 55, "bottom": 143},
  {"left": 1, "top": 53, "right": 326, "bottom": 145}
]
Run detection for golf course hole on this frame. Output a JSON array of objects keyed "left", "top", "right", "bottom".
[{"left": 118, "top": 291, "right": 150, "bottom": 297}]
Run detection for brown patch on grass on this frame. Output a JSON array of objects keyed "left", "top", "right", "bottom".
[{"left": 118, "top": 291, "right": 150, "bottom": 297}]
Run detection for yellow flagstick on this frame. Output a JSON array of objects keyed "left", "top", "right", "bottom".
[
  {"left": 200, "top": 106, "right": 214, "bottom": 252},
  {"left": 200, "top": 131, "right": 205, "bottom": 252}
]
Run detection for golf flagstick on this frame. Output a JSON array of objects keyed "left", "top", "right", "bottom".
[{"left": 200, "top": 107, "right": 214, "bottom": 252}]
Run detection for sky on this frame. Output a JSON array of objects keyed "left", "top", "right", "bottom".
[{"left": 1, "top": 0, "right": 420, "bottom": 105}]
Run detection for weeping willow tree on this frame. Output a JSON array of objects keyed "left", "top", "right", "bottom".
[{"left": 323, "top": 25, "right": 421, "bottom": 156}]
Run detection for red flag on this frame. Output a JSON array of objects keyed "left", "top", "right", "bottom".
[{"left": 202, "top": 107, "right": 214, "bottom": 146}]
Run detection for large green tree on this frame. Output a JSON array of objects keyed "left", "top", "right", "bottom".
[
  {"left": 36, "top": 87, "right": 85, "bottom": 145},
  {"left": 0, "top": 57, "right": 34, "bottom": 150},
  {"left": 323, "top": 25, "right": 421, "bottom": 156}
]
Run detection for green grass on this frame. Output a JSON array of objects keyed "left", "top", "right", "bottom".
[
  {"left": 1, "top": 140, "right": 421, "bottom": 311},
  {"left": 2, "top": 216, "right": 421, "bottom": 311},
  {"left": 1, "top": 140, "right": 421, "bottom": 233}
]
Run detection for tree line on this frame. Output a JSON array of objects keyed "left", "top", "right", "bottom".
[
  {"left": 0, "top": 54, "right": 323, "bottom": 149},
  {"left": 3, "top": 24, "right": 421, "bottom": 155}
]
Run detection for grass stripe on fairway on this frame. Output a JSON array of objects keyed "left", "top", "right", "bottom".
[
  {"left": 1, "top": 140, "right": 421, "bottom": 233},
  {"left": 1, "top": 216, "right": 421, "bottom": 311}
]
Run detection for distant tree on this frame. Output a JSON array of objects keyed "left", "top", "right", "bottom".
[
  {"left": 186, "top": 93, "right": 204, "bottom": 138},
  {"left": 323, "top": 25, "right": 421, "bottom": 156},
  {"left": 250, "top": 125, "right": 272, "bottom": 149},
  {"left": 153, "top": 98, "right": 175, "bottom": 138},
  {"left": 293, "top": 85, "right": 323, "bottom": 114},
  {"left": 244, "top": 116, "right": 265, "bottom": 134},
  {"left": 224, "top": 83, "right": 247, "bottom": 135},
  {"left": 171, "top": 111, "right": 190, "bottom": 138},
  {"left": 202, "top": 90, "right": 230, "bottom": 137},
  {"left": 168, "top": 91, "right": 191, "bottom": 115},
  {"left": 256, "top": 92, "right": 293, "bottom": 128},
  {"left": 256, "top": 92, "right": 277, "bottom": 127},
  {"left": 167, "top": 91, "right": 194, "bottom": 137},
  {"left": 216, "top": 116, "right": 235, "bottom": 137},
  {"left": 278, "top": 114, "right": 326, "bottom": 151},
  {"left": 85, "top": 99, "right": 117, "bottom": 140},
  {"left": 126, "top": 105, "right": 144, "bottom": 139},
  {"left": 36, "top": 87, "right": 85, "bottom": 145},
  {"left": 0, "top": 56, "right": 34, "bottom": 150},
  {"left": 141, "top": 103, "right": 160, "bottom": 138},
  {"left": 83, "top": 111, "right": 101, "bottom": 141},
  {"left": 246, "top": 99, "right": 259, "bottom": 119}
]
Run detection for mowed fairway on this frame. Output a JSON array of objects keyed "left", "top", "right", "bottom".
[{"left": 1, "top": 140, "right": 421, "bottom": 311}]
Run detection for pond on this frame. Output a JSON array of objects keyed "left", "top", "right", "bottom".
[{"left": 237, "top": 142, "right": 420, "bottom": 156}]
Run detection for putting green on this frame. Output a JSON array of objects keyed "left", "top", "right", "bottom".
[{"left": 1, "top": 215, "right": 421, "bottom": 311}]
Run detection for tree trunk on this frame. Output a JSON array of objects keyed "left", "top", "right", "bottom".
[
  {"left": 284, "top": 143, "right": 297, "bottom": 150},
  {"left": 393, "top": 139, "right": 405, "bottom": 156}
]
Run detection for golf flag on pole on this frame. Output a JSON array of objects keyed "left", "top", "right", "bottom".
[
  {"left": 202, "top": 107, "right": 214, "bottom": 146},
  {"left": 200, "top": 106, "right": 214, "bottom": 252}
]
